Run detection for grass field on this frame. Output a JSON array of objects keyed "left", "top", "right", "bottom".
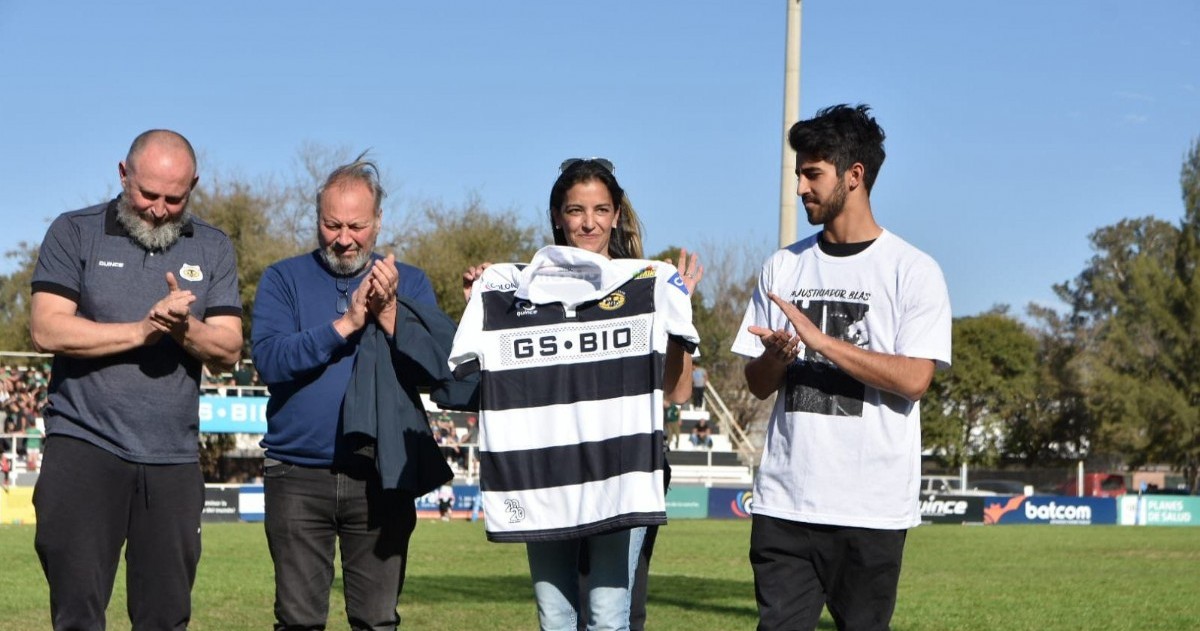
[{"left": 0, "top": 519, "right": 1196, "bottom": 630}]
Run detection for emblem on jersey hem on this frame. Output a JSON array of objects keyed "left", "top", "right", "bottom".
[
  {"left": 598, "top": 291, "right": 626, "bottom": 311},
  {"left": 504, "top": 498, "right": 526, "bottom": 522},
  {"left": 179, "top": 264, "right": 203, "bottom": 282}
]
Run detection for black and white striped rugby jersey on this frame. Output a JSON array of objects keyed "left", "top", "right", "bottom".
[{"left": 449, "top": 246, "right": 700, "bottom": 542}]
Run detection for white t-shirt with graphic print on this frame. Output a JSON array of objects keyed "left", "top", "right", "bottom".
[{"left": 731, "top": 229, "right": 952, "bottom": 529}]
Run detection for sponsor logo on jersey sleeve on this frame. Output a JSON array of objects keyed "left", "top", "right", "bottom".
[{"left": 668, "top": 272, "right": 688, "bottom": 294}]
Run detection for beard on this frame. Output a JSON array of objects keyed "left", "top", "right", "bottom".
[
  {"left": 318, "top": 240, "right": 373, "bottom": 275},
  {"left": 803, "top": 179, "right": 848, "bottom": 226},
  {"left": 116, "top": 194, "right": 190, "bottom": 251}
]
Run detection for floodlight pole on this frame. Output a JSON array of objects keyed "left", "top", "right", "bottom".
[{"left": 779, "top": 0, "right": 802, "bottom": 248}]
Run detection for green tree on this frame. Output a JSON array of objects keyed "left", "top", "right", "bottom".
[
  {"left": 1010, "top": 303, "right": 1094, "bottom": 463},
  {"left": 0, "top": 243, "right": 38, "bottom": 351},
  {"left": 1048, "top": 138, "right": 1200, "bottom": 490},
  {"left": 189, "top": 176, "right": 304, "bottom": 345},
  {"left": 392, "top": 194, "right": 544, "bottom": 321},
  {"left": 922, "top": 309, "right": 1039, "bottom": 468}
]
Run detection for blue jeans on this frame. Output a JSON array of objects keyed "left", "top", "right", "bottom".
[
  {"left": 526, "top": 527, "right": 647, "bottom": 631},
  {"left": 263, "top": 460, "right": 416, "bottom": 631}
]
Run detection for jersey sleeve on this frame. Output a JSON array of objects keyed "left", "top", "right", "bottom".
[
  {"left": 656, "top": 263, "right": 700, "bottom": 351},
  {"left": 448, "top": 264, "right": 512, "bottom": 374},
  {"left": 31, "top": 214, "right": 84, "bottom": 302},
  {"left": 202, "top": 234, "right": 243, "bottom": 319}
]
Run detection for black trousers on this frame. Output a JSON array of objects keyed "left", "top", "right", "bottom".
[
  {"left": 33, "top": 436, "right": 204, "bottom": 631},
  {"left": 264, "top": 460, "right": 416, "bottom": 631},
  {"left": 749, "top": 514, "right": 907, "bottom": 631}
]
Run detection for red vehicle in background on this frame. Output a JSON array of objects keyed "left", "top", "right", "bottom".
[{"left": 1057, "top": 473, "right": 1127, "bottom": 497}]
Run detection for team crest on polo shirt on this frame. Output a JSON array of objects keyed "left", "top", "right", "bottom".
[{"left": 179, "top": 264, "right": 203, "bottom": 282}]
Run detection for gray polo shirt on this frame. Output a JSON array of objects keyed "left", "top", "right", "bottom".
[{"left": 32, "top": 198, "right": 242, "bottom": 464}]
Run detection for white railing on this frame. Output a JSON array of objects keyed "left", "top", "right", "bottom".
[{"left": 703, "top": 381, "right": 760, "bottom": 467}]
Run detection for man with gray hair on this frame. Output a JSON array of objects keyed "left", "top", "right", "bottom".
[
  {"left": 251, "top": 153, "right": 449, "bottom": 629},
  {"left": 30, "top": 129, "right": 243, "bottom": 630}
]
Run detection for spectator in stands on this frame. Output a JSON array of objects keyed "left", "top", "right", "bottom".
[
  {"left": 460, "top": 158, "right": 703, "bottom": 631},
  {"left": 29, "top": 129, "right": 243, "bottom": 630},
  {"left": 23, "top": 421, "right": 43, "bottom": 472},
  {"left": 690, "top": 418, "right": 713, "bottom": 449},
  {"left": 461, "top": 415, "right": 478, "bottom": 445},
  {"left": 434, "top": 410, "right": 454, "bottom": 431},
  {"left": 691, "top": 363, "right": 707, "bottom": 410},
  {"left": 231, "top": 359, "right": 256, "bottom": 387},
  {"left": 664, "top": 401, "right": 682, "bottom": 450},
  {"left": 732, "top": 105, "right": 951, "bottom": 630},
  {"left": 437, "top": 426, "right": 463, "bottom": 470},
  {"left": 15, "top": 400, "right": 38, "bottom": 434},
  {"left": 2, "top": 402, "right": 14, "bottom": 428},
  {"left": 252, "top": 153, "right": 460, "bottom": 630}
]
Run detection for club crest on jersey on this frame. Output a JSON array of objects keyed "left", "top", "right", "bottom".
[
  {"left": 178, "top": 264, "right": 203, "bottom": 282},
  {"left": 598, "top": 291, "right": 626, "bottom": 311},
  {"left": 514, "top": 300, "right": 538, "bottom": 317},
  {"left": 668, "top": 272, "right": 689, "bottom": 294}
]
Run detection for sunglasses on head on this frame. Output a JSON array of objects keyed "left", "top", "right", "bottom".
[{"left": 559, "top": 157, "right": 615, "bottom": 174}]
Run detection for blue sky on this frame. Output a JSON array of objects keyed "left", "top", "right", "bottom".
[{"left": 1, "top": 1, "right": 1197, "bottom": 318}]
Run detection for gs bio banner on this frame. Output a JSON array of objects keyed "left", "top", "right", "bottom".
[{"left": 199, "top": 395, "right": 269, "bottom": 433}]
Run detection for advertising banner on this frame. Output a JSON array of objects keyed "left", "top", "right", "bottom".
[
  {"left": 199, "top": 395, "right": 269, "bottom": 433},
  {"left": 707, "top": 487, "right": 753, "bottom": 519},
  {"left": 0, "top": 486, "right": 36, "bottom": 524},
  {"left": 919, "top": 494, "right": 987, "bottom": 524},
  {"left": 202, "top": 486, "right": 241, "bottom": 523},
  {"left": 666, "top": 486, "right": 709, "bottom": 519},
  {"left": 983, "top": 495, "right": 1117, "bottom": 525},
  {"left": 1119, "top": 495, "right": 1199, "bottom": 526},
  {"left": 239, "top": 485, "right": 265, "bottom": 521}
]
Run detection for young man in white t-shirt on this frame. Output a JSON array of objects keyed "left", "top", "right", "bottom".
[{"left": 732, "top": 104, "right": 952, "bottom": 631}]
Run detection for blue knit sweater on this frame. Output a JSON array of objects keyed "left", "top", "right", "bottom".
[{"left": 251, "top": 251, "right": 437, "bottom": 466}]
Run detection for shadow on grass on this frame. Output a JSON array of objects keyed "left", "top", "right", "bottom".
[
  {"left": 390, "top": 572, "right": 776, "bottom": 626},
  {"left": 650, "top": 574, "right": 836, "bottom": 629}
]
